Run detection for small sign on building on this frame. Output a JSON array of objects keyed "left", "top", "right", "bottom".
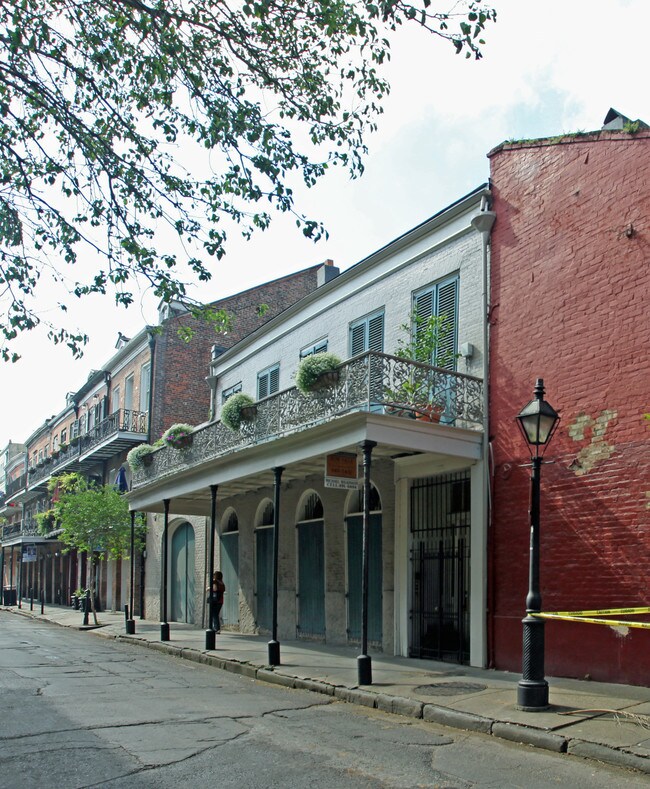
[
  {"left": 22, "top": 545, "right": 37, "bottom": 563},
  {"left": 324, "top": 452, "right": 359, "bottom": 490}
]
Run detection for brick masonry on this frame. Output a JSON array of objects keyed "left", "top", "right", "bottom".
[{"left": 488, "top": 130, "right": 650, "bottom": 685}]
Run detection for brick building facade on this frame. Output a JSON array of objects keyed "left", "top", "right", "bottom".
[{"left": 488, "top": 127, "right": 650, "bottom": 685}]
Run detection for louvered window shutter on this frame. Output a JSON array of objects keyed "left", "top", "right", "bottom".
[
  {"left": 257, "top": 373, "right": 269, "bottom": 400},
  {"left": 350, "top": 322, "right": 366, "bottom": 356},
  {"left": 367, "top": 313, "right": 384, "bottom": 352},
  {"left": 435, "top": 278, "right": 458, "bottom": 370},
  {"left": 269, "top": 366, "right": 280, "bottom": 394}
]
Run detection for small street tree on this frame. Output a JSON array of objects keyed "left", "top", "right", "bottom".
[
  {"left": 38, "top": 473, "right": 143, "bottom": 623},
  {"left": 0, "top": 0, "right": 496, "bottom": 361}
]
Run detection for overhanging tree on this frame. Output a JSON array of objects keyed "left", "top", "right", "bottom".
[
  {"left": 38, "top": 472, "right": 144, "bottom": 622},
  {"left": 0, "top": 0, "right": 495, "bottom": 360}
]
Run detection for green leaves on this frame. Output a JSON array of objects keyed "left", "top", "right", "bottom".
[{"left": 0, "top": 0, "right": 495, "bottom": 360}]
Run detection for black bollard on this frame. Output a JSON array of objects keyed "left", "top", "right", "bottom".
[
  {"left": 40, "top": 590, "right": 44, "bottom": 615},
  {"left": 83, "top": 590, "right": 90, "bottom": 626},
  {"left": 30, "top": 588, "right": 34, "bottom": 611}
]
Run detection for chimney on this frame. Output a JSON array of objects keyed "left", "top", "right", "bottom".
[{"left": 317, "top": 259, "right": 340, "bottom": 287}]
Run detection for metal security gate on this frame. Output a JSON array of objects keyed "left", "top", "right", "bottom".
[
  {"left": 346, "top": 514, "right": 383, "bottom": 645},
  {"left": 255, "top": 526, "right": 273, "bottom": 631},
  {"left": 410, "top": 473, "right": 470, "bottom": 663},
  {"left": 296, "top": 521, "right": 325, "bottom": 638},
  {"left": 220, "top": 531, "right": 239, "bottom": 627}
]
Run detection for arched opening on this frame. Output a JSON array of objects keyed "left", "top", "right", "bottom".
[
  {"left": 171, "top": 521, "right": 195, "bottom": 623},
  {"left": 296, "top": 491, "right": 325, "bottom": 639},
  {"left": 220, "top": 509, "right": 239, "bottom": 627},
  {"left": 255, "top": 499, "right": 274, "bottom": 631},
  {"left": 345, "top": 483, "right": 383, "bottom": 645}
]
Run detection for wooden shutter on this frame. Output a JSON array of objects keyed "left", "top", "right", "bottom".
[
  {"left": 367, "top": 313, "right": 384, "bottom": 352},
  {"left": 436, "top": 278, "right": 458, "bottom": 370},
  {"left": 269, "top": 365, "right": 280, "bottom": 395},
  {"left": 257, "top": 373, "right": 269, "bottom": 400},
  {"left": 350, "top": 322, "right": 366, "bottom": 356}
]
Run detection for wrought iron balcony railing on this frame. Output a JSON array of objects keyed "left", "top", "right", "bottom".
[
  {"left": 6, "top": 473, "right": 27, "bottom": 497},
  {"left": 27, "top": 409, "right": 149, "bottom": 485},
  {"left": 133, "top": 352, "right": 483, "bottom": 489},
  {"left": 1, "top": 519, "right": 39, "bottom": 541},
  {"left": 78, "top": 408, "right": 148, "bottom": 454}
]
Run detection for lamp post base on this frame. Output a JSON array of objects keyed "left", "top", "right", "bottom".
[
  {"left": 268, "top": 639, "right": 280, "bottom": 666},
  {"left": 126, "top": 619, "right": 136, "bottom": 635},
  {"left": 160, "top": 622, "right": 170, "bottom": 641},
  {"left": 205, "top": 628, "right": 216, "bottom": 650},
  {"left": 357, "top": 654, "right": 372, "bottom": 686},
  {"left": 517, "top": 679, "right": 549, "bottom": 711}
]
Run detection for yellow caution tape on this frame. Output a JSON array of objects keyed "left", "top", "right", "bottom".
[
  {"left": 533, "top": 613, "right": 650, "bottom": 629},
  {"left": 546, "top": 607, "right": 650, "bottom": 617}
]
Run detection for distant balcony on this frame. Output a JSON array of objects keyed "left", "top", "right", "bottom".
[
  {"left": 6, "top": 473, "right": 27, "bottom": 498},
  {"left": 1, "top": 518, "right": 39, "bottom": 542},
  {"left": 27, "top": 409, "right": 149, "bottom": 486},
  {"left": 132, "top": 352, "right": 483, "bottom": 489}
]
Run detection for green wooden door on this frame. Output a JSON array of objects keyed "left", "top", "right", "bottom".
[
  {"left": 220, "top": 531, "right": 239, "bottom": 627},
  {"left": 255, "top": 527, "right": 273, "bottom": 631},
  {"left": 346, "top": 514, "right": 382, "bottom": 643},
  {"left": 171, "top": 522, "right": 195, "bottom": 623},
  {"left": 297, "top": 521, "right": 325, "bottom": 638}
]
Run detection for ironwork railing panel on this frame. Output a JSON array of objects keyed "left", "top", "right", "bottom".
[
  {"left": 133, "top": 353, "right": 483, "bottom": 489},
  {"left": 6, "top": 473, "right": 27, "bottom": 496}
]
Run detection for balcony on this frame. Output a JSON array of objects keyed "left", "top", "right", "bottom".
[
  {"left": 6, "top": 473, "right": 27, "bottom": 498},
  {"left": 132, "top": 352, "right": 483, "bottom": 490},
  {"left": 28, "top": 409, "right": 149, "bottom": 486},
  {"left": 1, "top": 518, "right": 39, "bottom": 543}
]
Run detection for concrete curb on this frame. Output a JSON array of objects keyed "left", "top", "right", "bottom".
[{"left": 4, "top": 608, "right": 649, "bottom": 777}]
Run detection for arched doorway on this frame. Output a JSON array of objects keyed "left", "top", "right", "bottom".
[
  {"left": 171, "top": 521, "right": 195, "bottom": 623},
  {"left": 296, "top": 491, "right": 325, "bottom": 639},
  {"left": 346, "top": 484, "right": 383, "bottom": 645},
  {"left": 255, "top": 500, "right": 274, "bottom": 631},
  {"left": 220, "top": 509, "right": 239, "bottom": 627}
]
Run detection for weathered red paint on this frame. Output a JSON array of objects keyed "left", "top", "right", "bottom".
[{"left": 488, "top": 129, "right": 650, "bottom": 685}]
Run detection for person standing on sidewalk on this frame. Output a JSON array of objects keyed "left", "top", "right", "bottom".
[{"left": 208, "top": 571, "right": 226, "bottom": 632}]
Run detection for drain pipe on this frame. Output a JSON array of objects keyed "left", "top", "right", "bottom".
[{"left": 471, "top": 202, "right": 496, "bottom": 668}]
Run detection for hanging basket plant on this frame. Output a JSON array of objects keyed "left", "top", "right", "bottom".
[
  {"left": 162, "top": 423, "right": 195, "bottom": 450},
  {"left": 127, "top": 443, "right": 156, "bottom": 471},
  {"left": 221, "top": 393, "right": 257, "bottom": 431},
  {"left": 295, "top": 352, "right": 342, "bottom": 394}
]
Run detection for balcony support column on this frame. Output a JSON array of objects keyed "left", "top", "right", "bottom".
[
  {"left": 206, "top": 484, "right": 218, "bottom": 650},
  {"left": 161, "top": 499, "right": 170, "bottom": 641},
  {"left": 358, "top": 440, "right": 377, "bottom": 685},
  {"left": 126, "top": 510, "right": 136, "bottom": 634},
  {"left": 268, "top": 466, "right": 284, "bottom": 666}
]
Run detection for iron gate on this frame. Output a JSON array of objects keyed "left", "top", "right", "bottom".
[{"left": 410, "top": 472, "right": 470, "bottom": 663}]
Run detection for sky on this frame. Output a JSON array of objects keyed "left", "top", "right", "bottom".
[{"left": 1, "top": 0, "right": 648, "bottom": 450}]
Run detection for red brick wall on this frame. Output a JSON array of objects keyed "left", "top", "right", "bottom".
[
  {"left": 150, "top": 266, "right": 323, "bottom": 440},
  {"left": 488, "top": 131, "right": 650, "bottom": 685}
]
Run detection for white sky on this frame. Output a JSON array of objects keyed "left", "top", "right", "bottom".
[{"left": 1, "top": 0, "right": 648, "bottom": 450}]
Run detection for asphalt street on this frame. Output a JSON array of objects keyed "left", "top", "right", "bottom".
[{"left": 0, "top": 614, "right": 645, "bottom": 788}]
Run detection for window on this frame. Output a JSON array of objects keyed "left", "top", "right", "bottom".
[
  {"left": 124, "top": 374, "right": 134, "bottom": 412},
  {"left": 111, "top": 385, "right": 120, "bottom": 414},
  {"left": 52, "top": 435, "right": 59, "bottom": 451},
  {"left": 222, "top": 382, "right": 242, "bottom": 403},
  {"left": 413, "top": 275, "right": 459, "bottom": 371},
  {"left": 139, "top": 363, "right": 151, "bottom": 412},
  {"left": 257, "top": 364, "right": 280, "bottom": 400},
  {"left": 79, "top": 412, "right": 87, "bottom": 434},
  {"left": 60, "top": 428, "right": 67, "bottom": 445},
  {"left": 300, "top": 338, "right": 328, "bottom": 358},
  {"left": 349, "top": 310, "right": 384, "bottom": 357}
]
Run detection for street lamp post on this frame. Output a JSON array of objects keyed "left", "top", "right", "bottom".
[{"left": 515, "top": 378, "right": 560, "bottom": 711}]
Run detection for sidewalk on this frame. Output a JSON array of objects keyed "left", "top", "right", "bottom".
[{"left": 4, "top": 602, "right": 650, "bottom": 776}]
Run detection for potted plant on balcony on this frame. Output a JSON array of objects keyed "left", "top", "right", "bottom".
[
  {"left": 162, "top": 423, "right": 195, "bottom": 450},
  {"left": 221, "top": 393, "right": 257, "bottom": 431},
  {"left": 386, "top": 311, "right": 458, "bottom": 422},
  {"left": 127, "top": 443, "right": 156, "bottom": 470},
  {"left": 295, "top": 352, "right": 342, "bottom": 394}
]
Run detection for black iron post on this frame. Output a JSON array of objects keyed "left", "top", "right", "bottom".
[
  {"left": 9, "top": 546, "right": 14, "bottom": 605},
  {"left": 17, "top": 548, "right": 23, "bottom": 609},
  {"left": 268, "top": 467, "right": 284, "bottom": 666},
  {"left": 517, "top": 455, "right": 548, "bottom": 709},
  {"left": 0, "top": 546, "right": 4, "bottom": 605},
  {"left": 515, "top": 378, "right": 559, "bottom": 711},
  {"left": 83, "top": 589, "right": 90, "bottom": 626},
  {"left": 206, "top": 484, "right": 218, "bottom": 650},
  {"left": 126, "top": 510, "right": 136, "bottom": 634},
  {"left": 40, "top": 551, "right": 45, "bottom": 613},
  {"left": 358, "top": 440, "right": 376, "bottom": 685},
  {"left": 161, "top": 499, "right": 170, "bottom": 641}
]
